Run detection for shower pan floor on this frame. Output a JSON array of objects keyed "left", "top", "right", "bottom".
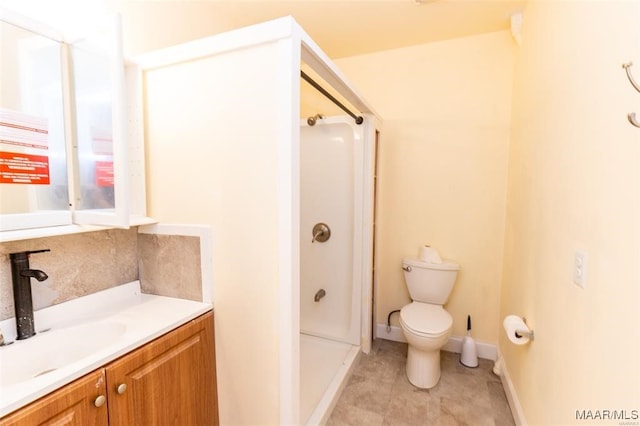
[{"left": 300, "top": 333, "right": 359, "bottom": 424}]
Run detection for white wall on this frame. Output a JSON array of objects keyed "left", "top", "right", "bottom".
[
  {"left": 335, "top": 31, "right": 515, "bottom": 343},
  {"left": 143, "top": 40, "right": 294, "bottom": 424},
  {"left": 501, "top": 1, "right": 640, "bottom": 423}
]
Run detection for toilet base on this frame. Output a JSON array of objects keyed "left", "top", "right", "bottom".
[{"left": 406, "top": 346, "right": 441, "bottom": 389}]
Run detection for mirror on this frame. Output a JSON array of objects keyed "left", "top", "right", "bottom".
[
  {"left": 0, "top": 21, "right": 70, "bottom": 222},
  {"left": 70, "top": 36, "right": 116, "bottom": 210}
]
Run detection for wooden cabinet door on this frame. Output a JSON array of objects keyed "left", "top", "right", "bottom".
[
  {"left": 0, "top": 369, "right": 108, "bottom": 426},
  {"left": 105, "top": 312, "right": 218, "bottom": 426}
]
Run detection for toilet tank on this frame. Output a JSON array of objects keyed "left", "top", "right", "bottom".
[{"left": 402, "top": 257, "right": 459, "bottom": 305}]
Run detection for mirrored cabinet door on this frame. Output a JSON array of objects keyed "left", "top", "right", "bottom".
[
  {"left": 69, "top": 18, "right": 130, "bottom": 227},
  {"left": 0, "top": 10, "right": 144, "bottom": 236},
  {"left": 71, "top": 39, "right": 116, "bottom": 210},
  {"left": 0, "top": 20, "right": 71, "bottom": 231}
]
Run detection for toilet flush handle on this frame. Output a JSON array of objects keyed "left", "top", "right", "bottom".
[{"left": 402, "top": 265, "right": 412, "bottom": 272}]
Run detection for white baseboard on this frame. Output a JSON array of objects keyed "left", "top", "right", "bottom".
[
  {"left": 496, "top": 350, "right": 527, "bottom": 425},
  {"left": 375, "top": 323, "right": 407, "bottom": 342},
  {"left": 442, "top": 336, "right": 498, "bottom": 361},
  {"left": 375, "top": 323, "right": 497, "bottom": 361}
]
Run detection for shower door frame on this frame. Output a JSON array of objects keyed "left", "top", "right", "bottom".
[{"left": 292, "top": 28, "right": 380, "bottom": 423}]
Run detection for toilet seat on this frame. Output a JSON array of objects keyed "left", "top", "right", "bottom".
[{"left": 400, "top": 302, "right": 452, "bottom": 338}]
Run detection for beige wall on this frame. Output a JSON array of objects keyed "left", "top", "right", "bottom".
[
  {"left": 143, "top": 42, "right": 288, "bottom": 425},
  {"left": 502, "top": 1, "right": 640, "bottom": 424},
  {"left": 114, "top": 1, "right": 233, "bottom": 57},
  {"left": 336, "top": 31, "right": 515, "bottom": 343}
]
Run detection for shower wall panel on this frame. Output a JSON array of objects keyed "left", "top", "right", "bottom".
[{"left": 300, "top": 118, "right": 362, "bottom": 345}]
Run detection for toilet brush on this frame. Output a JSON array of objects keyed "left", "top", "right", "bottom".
[{"left": 460, "top": 315, "right": 479, "bottom": 368}]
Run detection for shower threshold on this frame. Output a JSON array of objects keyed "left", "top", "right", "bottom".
[{"left": 300, "top": 333, "right": 360, "bottom": 425}]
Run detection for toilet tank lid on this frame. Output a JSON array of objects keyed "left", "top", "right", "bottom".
[{"left": 402, "top": 257, "right": 459, "bottom": 271}]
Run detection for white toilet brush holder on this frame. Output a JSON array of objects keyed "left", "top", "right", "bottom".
[{"left": 460, "top": 315, "right": 478, "bottom": 368}]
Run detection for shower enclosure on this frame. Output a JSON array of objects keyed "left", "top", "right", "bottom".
[
  {"left": 299, "top": 114, "right": 371, "bottom": 424},
  {"left": 138, "top": 17, "right": 379, "bottom": 424}
]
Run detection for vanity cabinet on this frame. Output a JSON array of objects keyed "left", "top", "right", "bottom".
[
  {"left": 0, "top": 311, "right": 217, "bottom": 426},
  {"left": 0, "top": 370, "right": 108, "bottom": 426},
  {"left": 105, "top": 311, "right": 218, "bottom": 425}
]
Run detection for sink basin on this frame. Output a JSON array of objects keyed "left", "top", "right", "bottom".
[{"left": 0, "top": 321, "right": 126, "bottom": 387}]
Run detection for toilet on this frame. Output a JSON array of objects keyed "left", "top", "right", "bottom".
[{"left": 399, "top": 257, "right": 459, "bottom": 388}]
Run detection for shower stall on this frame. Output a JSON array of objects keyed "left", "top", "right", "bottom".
[
  {"left": 139, "top": 17, "right": 379, "bottom": 424},
  {"left": 299, "top": 114, "right": 373, "bottom": 424}
]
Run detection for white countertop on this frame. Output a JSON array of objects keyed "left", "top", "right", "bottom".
[{"left": 0, "top": 281, "right": 212, "bottom": 418}]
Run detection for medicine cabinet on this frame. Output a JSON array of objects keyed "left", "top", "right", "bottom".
[{"left": 0, "top": 9, "right": 149, "bottom": 238}]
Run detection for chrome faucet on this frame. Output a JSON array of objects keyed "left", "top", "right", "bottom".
[{"left": 9, "top": 249, "right": 50, "bottom": 340}]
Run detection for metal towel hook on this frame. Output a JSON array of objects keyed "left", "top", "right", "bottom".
[
  {"left": 622, "top": 62, "right": 640, "bottom": 128},
  {"left": 623, "top": 62, "right": 640, "bottom": 93}
]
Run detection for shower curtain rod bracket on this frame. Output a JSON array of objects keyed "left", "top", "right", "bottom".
[{"left": 301, "top": 70, "right": 364, "bottom": 125}]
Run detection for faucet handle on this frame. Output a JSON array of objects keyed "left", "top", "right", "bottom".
[
  {"left": 27, "top": 249, "right": 50, "bottom": 255},
  {"left": 10, "top": 249, "right": 50, "bottom": 260},
  {"left": 10, "top": 250, "right": 50, "bottom": 264}
]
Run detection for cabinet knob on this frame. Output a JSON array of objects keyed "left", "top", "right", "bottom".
[
  {"left": 94, "top": 395, "right": 106, "bottom": 407},
  {"left": 117, "top": 383, "right": 127, "bottom": 395}
]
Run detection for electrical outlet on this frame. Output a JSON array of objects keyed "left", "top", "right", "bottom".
[{"left": 573, "top": 251, "right": 587, "bottom": 288}]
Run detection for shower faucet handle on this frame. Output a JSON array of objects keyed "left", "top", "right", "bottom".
[{"left": 311, "top": 223, "right": 331, "bottom": 243}]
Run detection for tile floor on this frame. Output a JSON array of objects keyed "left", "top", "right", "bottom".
[{"left": 327, "top": 339, "right": 515, "bottom": 426}]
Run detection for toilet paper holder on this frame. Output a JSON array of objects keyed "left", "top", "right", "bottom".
[{"left": 514, "top": 318, "right": 534, "bottom": 341}]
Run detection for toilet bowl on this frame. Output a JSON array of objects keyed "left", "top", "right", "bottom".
[
  {"left": 400, "top": 257, "right": 459, "bottom": 389},
  {"left": 400, "top": 302, "right": 452, "bottom": 388}
]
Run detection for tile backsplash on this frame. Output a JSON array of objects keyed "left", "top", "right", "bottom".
[
  {"left": 0, "top": 227, "right": 204, "bottom": 321},
  {"left": 138, "top": 233, "right": 202, "bottom": 301}
]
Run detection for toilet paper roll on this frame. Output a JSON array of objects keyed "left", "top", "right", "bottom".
[
  {"left": 419, "top": 245, "right": 443, "bottom": 264},
  {"left": 503, "top": 315, "right": 530, "bottom": 345}
]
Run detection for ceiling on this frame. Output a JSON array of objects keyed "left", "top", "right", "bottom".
[{"left": 114, "top": 0, "right": 526, "bottom": 58}]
